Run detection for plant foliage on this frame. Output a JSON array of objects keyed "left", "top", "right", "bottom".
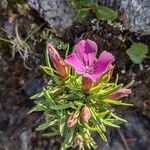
[
  {"left": 29, "top": 40, "right": 133, "bottom": 150},
  {"left": 68, "top": 0, "right": 117, "bottom": 21}
]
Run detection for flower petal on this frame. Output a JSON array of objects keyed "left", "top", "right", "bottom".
[
  {"left": 75, "top": 39, "right": 97, "bottom": 66},
  {"left": 65, "top": 52, "right": 84, "bottom": 74},
  {"left": 92, "top": 51, "right": 115, "bottom": 75}
]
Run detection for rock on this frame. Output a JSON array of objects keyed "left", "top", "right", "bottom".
[
  {"left": 28, "top": 0, "right": 150, "bottom": 35},
  {"left": 120, "top": 0, "right": 150, "bottom": 35},
  {"left": 20, "top": 129, "right": 32, "bottom": 150},
  {"left": 99, "top": 0, "right": 150, "bottom": 35},
  {"left": 23, "top": 78, "right": 44, "bottom": 96},
  {"left": 27, "top": 0, "right": 75, "bottom": 36}
]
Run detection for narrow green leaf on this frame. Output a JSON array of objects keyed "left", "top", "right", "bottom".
[
  {"left": 124, "top": 80, "right": 135, "bottom": 88},
  {"left": 42, "top": 130, "right": 59, "bottom": 137},
  {"left": 110, "top": 113, "right": 127, "bottom": 123},
  {"left": 98, "top": 110, "right": 110, "bottom": 118},
  {"left": 59, "top": 110, "right": 66, "bottom": 135},
  {"left": 92, "top": 84, "right": 123, "bottom": 100},
  {"left": 27, "top": 105, "right": 43, "bottom": 114},
  {"left": 96, "top": 125, "right": 108, "bottom": 142},
  {"left": 62, "top": 127, "right": 74, "bottom": 148},
  {"left": 50, "top": 102, "right": 75, "bottom": 110},
  {"left": 83, "top": 122, "right": 97, "bottom": 131},
  {"left": 28, "top": 103, "right": 46, "bottom": 114},
  {"left": 102, "top": 99, "right": 133, "bottom": 106},
  {"left": 90, "top": 82, "right": 104, "bottom": 93},
  {"left": 30, "top": 92, "right": 44, "bottom": 99},
  {"left": 43, "top": 88, "right": 53, "bottom": 104},
  {"left": 41, "top": 66, "right": 54, "bottom": 76},
  {"left": 103, "top": 120, "right": 120, "bottom": 128},
  {"left": 99, "top": 123, "right": 106, "bottom": 132},
  {"left": 95, "top": 6, "right": 117, "bottom": 21},
  {"left": 102, "top": 84, "right": 123, "bottom": 97},
  {"left": 45, "top": 47, "right": 51, "bottom": 68},
  {"left": 36, "top": 119, "right": 58, "bottom": 131}
]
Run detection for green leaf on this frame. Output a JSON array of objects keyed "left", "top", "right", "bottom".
[
  {"left": 103, "top": 120, "right": 120, "bottom": 128},
  {"left": 41, "top": 66, "right": 54, "bottom": 76},
  {"left": 99, "top": 123, "right": 106, "bottom": 132},
  {"left": 27, "top": 105, "right": 43, "bottom": 114},
  {"left": 45, "top": 48, "right": 51, "bottom": 67},
  {"left": 80, "top": 0, "right": 97, "bottom": 7},
  {"left": 98, "top": 110, "right": 110, "bottom": 118},
  {"left": 50, "top": 102, "right": 75, "bottom": 110},
  {"left": 102, "top": 99, "right": 133, "bottom": 106},
  {"left": 27, "top": 103, "right": 46, "bottom": 114},
  {"left": 95, "top": 6, "right": 117, "bottom": 21},
  {"left": 124, "top": 80, "right": 135, "bottom": 88},
  {"left": 36, "top": 119, "right": 58, "bottom": 131},
  {"left": 110, "top": 113, "right": 127, "bottom": 123},
  {"left": 62, "top": 127, "right": 74, "bottom": 149},
  {"left": 30, "top": 92, "right": 44, "bottom": 99},
  {"left": 59, "top": 110, "right": 66, "bottom": 135},
  {"left": 43, "top": 88, "right": 54, "bottom": 104},
  {"left": 77, "top": 8, "right": 89, "bottom": 21},
  {"left": 126, "top": 43, "right": 149, "bottom": 64},
  {"left": 96, "top": 125, "right": 108, "bottom": 142},
  {"left": 101, "top": 84, "right": 123, "bottom": 96},
  {"left": 42, "top": 130, "right": 60, "bottom": 137},
  {"left": 91, "top": 84, "right": 123, "bottom": 100}
]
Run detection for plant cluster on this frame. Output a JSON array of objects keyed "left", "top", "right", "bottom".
[
  {"left": 29, "top": 39, "right": 133, "bottom": 150},
  {"left": 68, "top": 0, "right": 117, "bottom": 21}
]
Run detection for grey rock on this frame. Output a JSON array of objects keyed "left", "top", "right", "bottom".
[
  {"left": 27, "top": 0, "right": 75, "bottom": 36},
  {"left": 99, "top": 0, "right": 150, "bottom": 35},
  {"left": 120, "top": 0, "right": 150, "bottom": 35},
  {"left": 20, "top": 129, "right": 32, "bottom": 150},
  {"left": 28, "top": 0, "right": 150, "bottom": 35}
]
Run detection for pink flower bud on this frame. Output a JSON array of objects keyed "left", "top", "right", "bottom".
[
  {"left": 67, "top": 114, "right": 78, "bottom": 127},
  {"left": 82, "top": 77, "right": 93, "bottom": 92},
  {"left": 80, "top": 106, "right": 91, "bottom": 122},
  {"left": 108, "top": 88, "right": 131, "bottom": 100},
  {"left": 47, "top": 43, "right": 67, "bottom": 79}
]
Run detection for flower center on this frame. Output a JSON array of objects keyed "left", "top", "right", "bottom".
[{"left": 85, "top": 66, "right": 90, "bottom": 73}]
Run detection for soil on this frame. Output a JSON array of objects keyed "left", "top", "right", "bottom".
[{"left": 0, "top": 1, "right": 150, "bottom": 150}]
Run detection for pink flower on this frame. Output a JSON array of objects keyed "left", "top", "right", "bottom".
[
  {"left": 108, "top": 88, "right": 131, "bottom": 100},
  {"left": 65, "top": 39, "right": 115, "bottom": 82},
  {"left": 47, "top": 43, "right": 67, "bottom": 79}
]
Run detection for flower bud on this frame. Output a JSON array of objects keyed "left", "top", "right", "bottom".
[
  {"left": 67, "top": 114, "right": 78, "bottom": 127},
  {"left": 82, "top": 77, "right": 93, "bottom": 92},
  {"left": 80, "top": 106, "right": 91, "bottom": 122},
  {"left": 108, "top": 88, "right": 131, "bottom": 100},
  {"left": 47, "top": 43, "right": 67, "bottom": 79}
]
